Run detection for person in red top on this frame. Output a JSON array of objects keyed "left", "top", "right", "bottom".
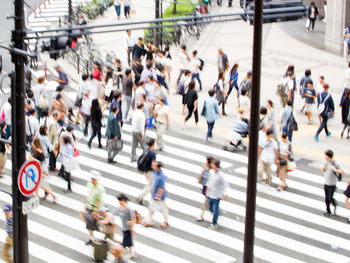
[{"left": 91, "top": 62, "right": 102, "bottom": 82}]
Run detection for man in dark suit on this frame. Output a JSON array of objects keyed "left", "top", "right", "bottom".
[
  {"left": 315, "top": 84, "right": 334, "bottom": 142},
  {"left": 106, "top": 105, "right": 122, "bottom": 163}
]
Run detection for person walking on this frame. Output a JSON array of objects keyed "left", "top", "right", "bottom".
[
  {"left": 81, "top": 91, "right": 92, "bottom": 137},
  {"left": 203, "top": 89, "right": 220, "bottom": 143},
  {"left": 176, "top": 45, "right": 190, "bottom": 87},
  {"left": 341, "top": 89, "right": 350, "bottom": 139},
  {"left": 304, "top": 79, "right": 316, "bottom": 124},
  {"left": 340, "top": 62, "right": 350, "bottom": 105},
  {"left": 145, "top": 161, "right": 169, "bottom": 228},
  {"left": 216, "top": 72, "right": 227, "bottom": 115},
  {"left": 131, "top": 103, "right": 146, "bottom": 162},
  {"left": 26, "top": 108, "right": 40, "bottom": 145},
  {"left": 74, "top": 74, "right": 89, "bottom": 125},
  {"left": 84, "top": 170, "right": 105, "bottom": 245},
  {"left": 132, "top": 38, "right": 145, "bottom": 61},
  {"left": 60, "top": 136, "right": 75, "bottom": 193},
  {"left": 239, "top": 71, "right": 252, "bottom": 99},
  {"left": 47, "top": 111, "right": 61, "bottom": 172},
  {"left": 125, "top": 30, "right": 136, "bottom": 65},
  {"left": 106, "top": 105, "right": 122, "bottom": 163},
  {"left": 191, "top": 50, "right": 202, "bottom": 91},
  {"left": 299, "top": 69, "right": 312, "bottom": 112},
  {"left": 184, "top": 81, "right": 199, "bottom": 127},
  {"left": 258, "top": 128, "right": 279, "bottom": 186},
  {"left": 322, "top": 150, "right": 344, "bottom": 216},
  {"left": 217, "top": 48, "right": 229, "bottom": 77},
  {"left": 280, "top": 99, "right": 295, "bottom": 142},
  {"left": 344, "top": 25, "right": 350, "bottom": 57},
  {"left": 276, "top": 133, "right": 291, "bottom": 191},
  {"left": 197, "top": 156, "right": 214, "bottom": 221},
  {"left": 113, "top": 194, "right": 137, "bottom": 259},
  {"left": 154, "top": 97, "right": 169, "bottom": 151},
  {"left": 53, "top": 64, "right": 68, "bottom": 89},
  {"left": 206, "top": 159, "right": 229, "bottom": 230},
  {"left": 122, "top": 69, "right": 134, "bottom": 121},
  {"left": 0, "top": 122, "right": 9, "bottom": 176},
  {"left": 88, "top": 99, "right": 103, "bottom": 149},
  {"left": 1, "top": 97, "right": 11, "bottom": 139},
  {"left": 181, "top": 70, "right": 192, "bottom": 115},
  {"left": 228, "top": 63, "right": 239, "bottom": 98},
  {"left": 2, "top": 204, "right": 13, "bottom": 263},
  {"left": 114, "top": 0, "right": 122, "bottom": 19},
  {"left": 33, "top": 75, "right": 49, "bottom": 119},
  {"left": 124, "top": 0, "right": 131, "bottom": 18},
  {"left": 137, "top": 138, "right": 157, "bottom": 205},
  {"left": 315, "top": 84, "right": 334, "bottom": 142},
  {"left": 306, "top": 1, "right": 319, "bottom": 32}
]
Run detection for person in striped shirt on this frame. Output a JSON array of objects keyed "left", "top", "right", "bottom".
[{"left": 2, "top": 204, "right": 12, "bottom": 263}]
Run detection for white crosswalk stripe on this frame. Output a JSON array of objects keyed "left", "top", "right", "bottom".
[{"left": 0, "top": 122, "right": 350, "bottom": 262}]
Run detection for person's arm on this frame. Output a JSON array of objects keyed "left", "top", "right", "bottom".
[
  {"left": 140, "top": 114, "right": 145, "bottom": 137},
  {"left": 274, "top": 148, "right": 279, "bottom": 165},
  {"left": 193, "top": 99, "right": 198, "bottom": 112},
  {"left": 321, "top": 163, "right": 327, "bottom": 173},
  {"left": 165, "top": 113, "right": 169, "bottom": 128},
  {"left": 258, "top": 145, "right": 262, "bottom": 159}
]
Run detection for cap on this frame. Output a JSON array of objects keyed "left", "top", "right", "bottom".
[
  {"left": 90, "top": 170, "right": 101, "bottom": 180},
  {"left": 247, "top": 71, "right": 252, "bottom": 76},
  {"left": 3, "top": 204, "right": 12, "bottom": 213}
]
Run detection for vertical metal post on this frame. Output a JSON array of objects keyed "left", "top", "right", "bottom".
[
  {"left": 160, "top": 0, "right": 163, "bottom": 50},
  {"left": 155, "top": 0, "right": 160, "bottom": 49},
  {"left": 173, "top": 0, "right": 177, "bottom": 14},
  {"left": 68, "top": 0, "right": 73, "bottom": 24},
  {"left": 11, "top": 0, "right": 29, "bottom": 262},
  {"left": 242, "top": 0, "right": 263, "bottom": 261}
]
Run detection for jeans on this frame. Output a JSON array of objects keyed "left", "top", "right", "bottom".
[
  {"left": 282, "top": 127, "right": 293, "bottom": 142},
  {"left": 114, "top": 4, "right": 121, "bottom": 17},
  {"left": 208, "top": 198, "right": 220, "bottom": 226},
  {"left": 122, "top": 95, "right": 132, "bottom": 120},
  {"left": 192, "top": 73, "right": 202, "bottom": 91},
  {"left": 324, "top": 184, "right": 337, "bottom": 213},
  {"left": 185, "top": 106, "right": 199, "bottom": 123},
  {"left": 5, "top": 125, "right": 11, "bottom": 139},
  {"left": 131, "top": 132, "right": 146, "bottom": 160},
  {"left": 88, "top": 122, "right": 101, "bottom": 146},
  {"left": 124, "top": 6, "right": 130, "bottom": 18},
  {"left": 316, "top": 115, "right": 329, "bottom": 136},
  {"left": 157, "top": 74, "right": 168, "bottom": 90},
  {"left": 206, "top": 121, "right": 215, "bottom": 138}
]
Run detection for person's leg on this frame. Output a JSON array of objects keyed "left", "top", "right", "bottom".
[
  {"left": 131, "top": 133, "right": 138, "bottom": 160},
  {"left": 138, "top": 170, "right": 153, "bottom": 201},
  {"left": 159, "top": 200, "right": 169, "bottom": 223},
  {"left": 324, "top": 117, "right": 329, "bottom": 135},
  {"left": 212, "top": 199, "right": 220, "bottom": 226},
  {"left": 66, "top": 172, "right": 72, "bottom": 191},
  {"left": 208, "top": 197, "right": 214, "bottom": 213},
  {"left": 192, "top": 73, "right": 202, "bottom": 91},
  {"left": 316, "top": 116, "right": 327, "bottom": 136},
  {"left": 194, "top": 109, "right": 199, "bottom": 124},
  {"left": 5, "top": 125, "right": 11, "bottom": 139},
  {"left": 176, "top": 69, "right": 184, "bottom": 86},
  {"left": 311, "top": 18, "right": 315, "bottom": 30},
  {"left": 329, "top": 185, "right": 337, "bottom": 210},
  {"left": 124, "top": 95, "right": 132, "bottom": 120},
  {"left": 184, "top": 106, "right": 193, "bottom": 122},
  {"left": 88, "top": 123, "right": 97, "bottom": 146},
  {"left": 341, "top": 123, "right": 347, "bottom": 137},
  {"left": 84, "top": 115, "right": 90, "bottom": 136},
  {"left": 265, "top": 162, "right": 272, "bottom": 185},
  {"left": 207, "top": 121, "right": 214, "bottom": 139},
  {"left": 156, "top": 123, "right": 165, "bottom": 149},
  {"left": 97, "top": 125, "right": 102, "bottom": 147},
  {"left": 324, "top": 185, "right": 332, "bottom": 213}
]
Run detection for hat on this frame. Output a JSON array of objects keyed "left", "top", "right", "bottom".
[
  {"left": 247, "top": 71, "right": 252, "bottom": 76},
  {"left": 306, "top": 79, "right": 313, "bottom": 85},
  {"left": 3, "top": 204, "right": 12, "bottom": 213},
  {"left": 90, "top": 170, "right": 101, "bottom": 180}
]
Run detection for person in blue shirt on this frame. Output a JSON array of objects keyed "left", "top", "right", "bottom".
[
  {"left": 304, "top": 79, "right": 316, "bottom": 123},
  {"left": 315, "top": 84, "right": 334, "bottom": 142},
  {"left": 2, "top": 204, "right": 13, "bottom": 263},
  {"left": 228, "top": 63, "right": 239, "bottom": 98},
  {"left": 146, "top": 161, "right": 168, "bottom": 228},
  {"left": 109, "top": 91, "right": 123, "bottom": 127},
  {"left": 203, "top": 89, "right": 220, "bottom": 143},
  {"left": 53, "top": 64, "right": 68, "bottom": 89}
]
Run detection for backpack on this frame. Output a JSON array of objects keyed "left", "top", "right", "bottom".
[
  {"left": 277, "top": 77, "right": 288, "bottom": 98},
  {"left": 317, "top": 93, "right": 330, "bottom": 115},
  {"left": 240, "top": 79, "right": 249, "bottom": 95},
  {"left": 332, "top": 161, "right": 342, "bottom": 182},
  {"left": 137, "top": 149, "right": 151, "bottom": 172},
  {"left": 299, "top": 76, "right": 309, "bottom": 98},
  {"left": 199, "top": 58, "right": 204, "bottom": 71}
]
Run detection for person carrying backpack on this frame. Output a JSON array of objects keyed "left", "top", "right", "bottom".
[
  {"left": 137, "top": 138, "right": 157, "bottom": 205},
  {"left": 239, "top": 71, "right": 252, "bottom": 99},
  {"left": 315, "top": 84, "right": 334, "bottom": 142},
  {"left": 299, "top": 69, "right": 312, "bottom": 112}
]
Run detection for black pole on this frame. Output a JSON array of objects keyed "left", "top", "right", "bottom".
[
  {"left": 160, "top": 0, "right": 163, "bottom": 50},
  {"left": 68, "top": 0, "right": 73, "bottom": 24},
  {"left": 155, "top": 0, "right": 160, "bottom": 49},
  {"left": 173, "top": 0, "right": 177, "bottom": 14},
  {"left": 11, "top": 0, "right": 29, "bottom": 262},
  {"left": 243, "top": 0, "right": 263, "bottom": 260}
]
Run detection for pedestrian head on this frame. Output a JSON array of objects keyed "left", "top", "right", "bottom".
[
  {"left": 266, "top": 128, "right": 274, "bottom": 138},
  {"left": 117, "top": 193, "right": 129, "bottom": 206},
  {"left": 319, "top": 75, "right": 324, "bottom": 83},
  {"left": 126, "top": 30, "right": 131, "bottom": 35},
  {"left": 208, "top": 89, "right": 215, "bottom": 97},
  {"left": 323, "top": 83, "right": 330, "bottom": 91},
  {"left": 287, "top": 99, "right": 293, "bottom": 107},
  {"left": 306, "top": 79, "right": 313, "bottom": 88},
  {"left": 138, "top": 80, "right": 145, "bottom": 87},
  {"left": 62, "top": 136, "right": 71, "bottom": 145},
  {"left": 52, "top": 110, "right": 59, "bottom": 120},
  {"left": 90, "top": 170, "right": 101, "bottom": 185},
  {"left": 286, "top": 65, "right": 294, "bottom": 74},
  {"left": 305, "top": 69, "right": 311, "bottom": 77},
  {"left": 82, "top": 73, "right": 89, "bottom": 81},
  {"left": 247, "top": 71, "right": 252, "bottom": 78},
  {"left": 188, "top": 80, "right": 195, "bottom": 90},
  {"left": 267, "top": 99, "right": 273, "bottom": 108},
  {"left": 325, "top": 149, "right": 334, "bottom": 161},
  {"left": 105, "top": 70, "right": 113, "bottom": 83},
  {"left": 37, "top": 76, "right": 45, "bottom": 84},
  {"left": 115, "top": 58, "right": 121, "bottom": 65},
  {"left": 281, "top": 132, "right": 288, "bottom": 141},
  {"left": 310, "top": 1, "right": 315, "bottom": 6},
  {"left": 218, "top": 48, "right": 223, "bottom": 55},
  {"left": 29, "top": 108, "right": 36, "bottom": 116},
  {"left": 55, "top": 93, "right": 62, "bottom": 100},
  {"left": 137, "top": 102, "right": 144, "bottom": 110},
  {"left": 140, "top": 94, "right": 147, "bottom": 102},
  {"left": 54, "top": 63, "right": 61, "bottom": 72},
  {"left": 346, "top": 89, "right": 350, "bottom": 98},
  {"left": 7, "top": 97, "right": 11, "bottom": 104},
  {"left": 147, "top": 137, "right": 155, "bottom": 148},
  {"left": 184, "top": 70, "right": 191, "bottom": 77},
  {"left": 111, "top": 105, "right": 119, "bottom": 114},
  {"left": 159, "top": 97, "right": 165, "bottom": 104},
  {"left": 230, "top": 63, "right": 239, "bottom": 74},
  {"left": 39, "top": 125, "right": 47, "bottom": 136},
  {"left": 68, "top": 108, "right": 74, "bottom": 116},
  {"left": 241, "top": 89, "right": 247, "bottom": 96},
  {"left": 181, "top": 45, "right": 186, "bottom": 51},
  {"left": 260, "top": 106, "right": 267, "bottom": 115},
  {"left": 66, "top": 125, "right": 74, "bottom": 133},
  {"left": 152, "top": 161, "right": 162, "bottom": 171},
  {"left": 27, "top": 90, "right": 34, "bottom": 99},
  {"left": 3, "top": 204, "right": 12, "bottom": 216},
  {"left": 192, "top": 50, "right": 197, "bottom": 57},
  {"left": 93, "top": 62, "right": 101, "bottom": 71},
  {"left": 211, "top": 159, "right": 220, "bottom": 170},
  {"left": 146, "top": 62, "right": 153, "bottom": 70},
  {"left": 206, "top": 156, "right": 214, "bottom": 168},
  {"left": 137, "top": 37, "right": 142, "bottom": 44},
  {"left": 0, "top": 121, "right": 6, "bottom": 131},
  {"left": 56, "top": 86, "right": 64, "bottom": 93},
  {"left": 113, "top": 90, "right": 122, "bottom": 100}
]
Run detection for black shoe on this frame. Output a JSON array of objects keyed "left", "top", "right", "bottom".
[
  {"left": 63, "top": 189, "right": 72, "bottom": 193},
  {"left": 87, "top": 143, "right": 91, "bottom": 149},
  {"left": 85, "top": 239, "right": 92, "bottom": 245},
  {"left": 130, "top": 158, "right": 137, "bottom": 162},
  {"left": 98, "top": 144, "right": 103, "bottom": 149},
  {"left": 138, "top": 199, "right": 143, "bottom": 205},
  {"left": 322, "top": 211, "right": 331, "bottom": 217},
  {"left": 107, "top": 159, "right": 117, "bottom": 164}
]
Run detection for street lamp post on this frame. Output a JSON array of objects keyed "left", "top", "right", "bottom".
[{"left": 11, "top": 0, "right": 29, "bottom": 262}]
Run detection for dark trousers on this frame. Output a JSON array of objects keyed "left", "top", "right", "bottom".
[
  {"left": 192, "top": 73, "right": 202, "bottom": 91},
  {"left": 208, "top": 198, "right": 220, "bottom": 225},
  {"left": 59, "top": 165, "right": 71, "bottom": 190},
  {"left": 124, "top": 6, "right": 130, "bottom": 18},
  {"left": 83, "top": 114, "right": 91, "bottom": 136},
  {"left": 316, "top": 115, "right": 329, "bottom": 136},
  {"left": 127, "top": 47, "right": 134, "bottom": 65},
  {"left": 207, "top": 121, "right": 215, "bottom": 138},
  {"left": 157, "top": 74, "right": 168, "bottom": 90},
  {"left": 228, "top": 0, "right": 232, "bottom": 6},
  {"left": 324, "top": 184, "right": 336, "bottom": 213},
  {"left": 176, "top": 69, "right": 186, "bottom": 86},
  {"left": 282, "top": 127, "right": 293, "bottom": 142},
  {"left": 309, "top": 18, "right": 316, "bottom": 30},
  {"left": 5, "top": 125, "right": 11, "bottom": 139},
  {"left": 88, "top": 122, "right": 101, "bottom": 146},
  {"left": 227, "top": 84, "right": 237, "bottom": 97},
  {"left": 185, "top": 106, "right": 198, "bottom": 123},
  {"left": 49, "top": 151, "right": 56, "bottom": 170}
]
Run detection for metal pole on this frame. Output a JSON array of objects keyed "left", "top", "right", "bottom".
[
  {"left": 68, "top": 0, "right": 73, "bottom": 24},
  {"left": 11, "top": 0, "right": 29, "bottom": 262},
  {"left": 160, "top": 0, "right": 163, "bottom": 50},
  {"left": 173, "top": 0, "right": 177, "bottom": 14},
  {"left": 242, "top": 0, "right": 263, "bottom": 260},
  {"left": 155, "top": 0, "right": 160, "bottom": 49}
]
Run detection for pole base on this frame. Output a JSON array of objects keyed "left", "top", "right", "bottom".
[{"left": 233, "top": 258, "right": 262, "bottom": 263}]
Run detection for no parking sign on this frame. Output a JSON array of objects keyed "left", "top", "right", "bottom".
[{"left": 18, "top": 160, "right": 42, "bottom": 196}]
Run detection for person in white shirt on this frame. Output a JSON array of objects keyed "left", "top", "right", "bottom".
[
  {"left": 124, "top": 0, "right": 131, "bottom": 18},
  {"left": 176, "top": 45, "right": 190, "bottom": 86},
  {"left": 26, "top": 108, "right": 40, "bottom": 145},
  {"left": 74, "top": 74, "right": 89, "bottom": 125},
  {"left": 191, "top": 50, "right": 202, "bottom": 91},
  {"left": 80, "top": 92, "right": 92, "bottom": 137},
  {"left": 131, "top": 102, "right": 146, "bottom": 162},
  {"left": 1, "top": 97, "right": 12, "bottom": 139},
  {"left": 134, "top": 81, "right": 146, "bottom": 108},
  {"left": 238, "top": 89, "right": 250, "bottom": 119},
  {"left": 125, "top": 30, "right": 136, "bottom": 65},
  {"left": 33, "top": 76, "right": 49, "bottom": 118},
  {"left": 153, "top": 97, "right": 169, "bottom": 150},
  {"left": 114, "top": 0, "right": 122, "bottom": 19},
  {"left": 154, "top": 50, "right": 168, "bottom": 90},
  {"left": 206, "top": 159, "right": 229, "bottom": 230},
  {"left": 258, "top": 128, "right": 279, "bottom": 185}
]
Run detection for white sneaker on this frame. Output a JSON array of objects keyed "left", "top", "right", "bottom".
[{"left": 208, "top": 224, "right": 218, "bottom": 230}]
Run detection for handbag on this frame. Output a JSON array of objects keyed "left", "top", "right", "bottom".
[
  {"left": 63, "top": 157, "right": 80, "bottom": 172},
  {"left": 305, "top": 18, "right": 310, "bottom": 28},
  {"left": 38, "top": 91, "right": 49, "bottom": 109},
  {"left": 287, "top": 112, "right": 298, "bottom": 131},
  {"left": 287, "top": 160, "right": 297, "bottom": 172},
  {"left": 107, "top": 139, "right": 123, "bottom": 152},
  {"left": 73, "top": 147, "right": 80, "bottom": 157}
]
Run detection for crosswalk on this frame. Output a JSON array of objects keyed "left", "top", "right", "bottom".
[{"left": 0, "top": 122, "right": 350, "bottom": 262}]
